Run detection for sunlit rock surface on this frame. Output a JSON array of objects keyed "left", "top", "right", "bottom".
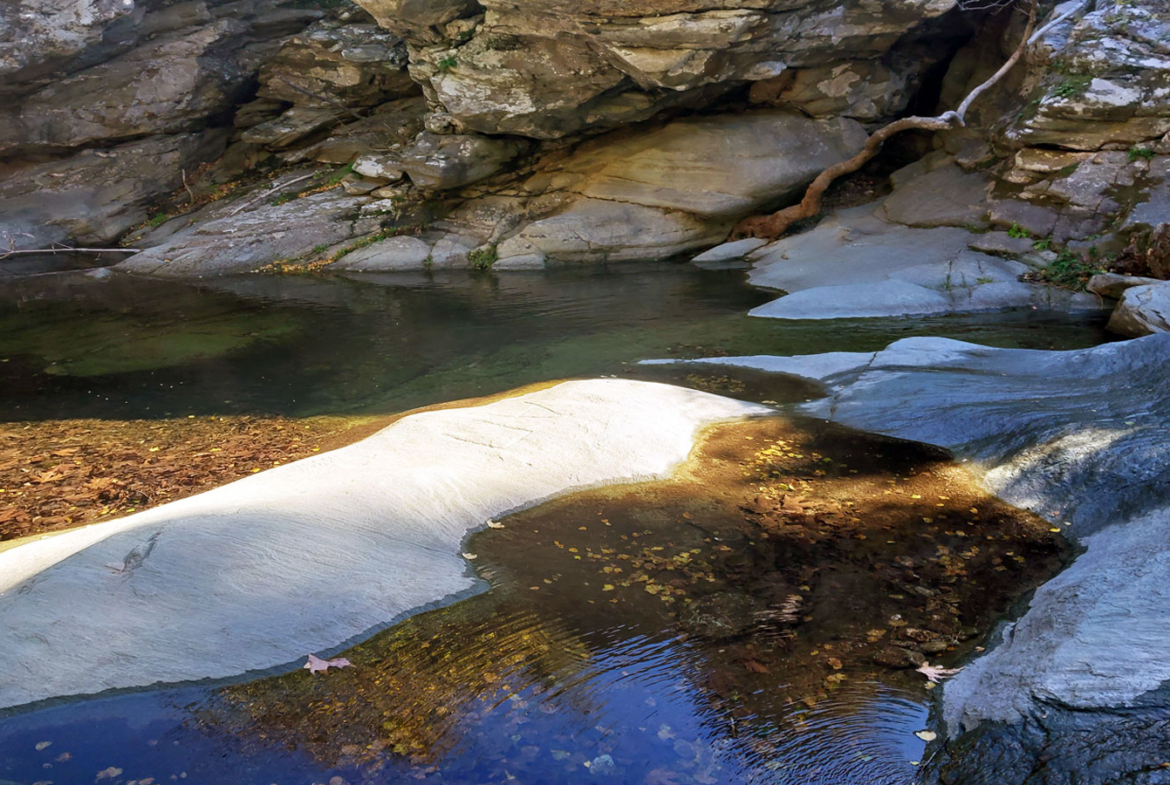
[
  {"left": 0, "top": 380, "right": 764, "bottom": 710},
  {"left": 744, "top": 196, "right": 1103, "bottom": 320},
  {"left": 491, "top": 110, "right": 867, "bottom": 266}
]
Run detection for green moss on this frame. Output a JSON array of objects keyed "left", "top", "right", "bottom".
[
  {"left": 1129, "top": 146, "right": 1156, "bottom": 162},
  {"left": 322, "top": 161, "right": 355, "bottom": 188},
  {"left": 469, "top": 245, "right": 498, "bottom": 271},
  {"left": 1049, "top": 72, "right": 1092, "bottom": 100}
]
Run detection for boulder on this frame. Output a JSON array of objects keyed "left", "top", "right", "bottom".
[
  {"left": 0, "top": 380, "right": 764, "bottom": 709},
  {"left": 0, "top": 0, "right": 137, "bottom": 94},
  {"left": 309, "top": 96, "right": 427, "bottom": 164},
  {"left": 501, "top": 198, "right": 726, "bottom": 265},
  {"left": 255, "top": 21, "right": 413, "bottom": 109},
  {"left": 398, "top": 132, "right": 527, "bottom": 189},
  {"left": 878, "top": 161, "right": 991, "bottom": 229},
  {"left": 239, "top": 19, "right": 419, "bottom": 150},
  {"left": 328, "top": 231, "right": 476, "bottom": 271},
  {"left": 1087, "top": 272, "right": 1164, "bottom": 299},
  {"left": 1006, "top": 0, "right": 1170, "bottom": 151},
  {"left": 745, "top": 200, "right": 1104, "bottom": 320},
  {"left": 1107, "top": 281, "right": 1170, "bottom": 337}
]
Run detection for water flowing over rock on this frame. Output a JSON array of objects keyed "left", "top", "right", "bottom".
[{"left": 0, "top": 380, "right": 764, "bottom": 710}]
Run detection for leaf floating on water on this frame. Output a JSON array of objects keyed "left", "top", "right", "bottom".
[
  {"left": 462, "top": 552, "right": 478, "bottom": 560},
  {"left": 304, "top": 653, "right": 353, "bottom": 674},
  {"left": 96, "top": 767, "right": 123, "bottom": 781},
  {"left": 487, "top": 520, "right": 505, "bottom": 529},
  {"left": 34, "top": 740, "right": 51, "bottom": 751},
  {"left": 744, "top": 659, "right": 770, "bottom": 674},
  {"left": 916, "top": 662, "right": 962, "bottom": 683},
  {"left": 915, "top": 730, "right": 938, "bottom": 742}
]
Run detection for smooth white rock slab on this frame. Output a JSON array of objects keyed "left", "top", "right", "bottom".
[{"left": 0, "top": 379, "right": 765, "bottom": 710}]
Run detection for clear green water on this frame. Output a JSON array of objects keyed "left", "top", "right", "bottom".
[{"left": 0, "top": 265, "right": 1109, "bottom": 421}]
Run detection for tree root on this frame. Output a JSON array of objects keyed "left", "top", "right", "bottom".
[{"left": 733, "top": 0, "right": 1043, "bottom": 241}]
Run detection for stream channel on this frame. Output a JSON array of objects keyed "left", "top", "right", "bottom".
[{"left": 0, "top": 263, "right": 1108, "bottom": 784}]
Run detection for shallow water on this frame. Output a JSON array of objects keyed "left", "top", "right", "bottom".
[
  {"left": 0, "top": 264, "right": 1083, "bottom": 783},
  {"left": 1, "top": 265, "right": 1109, "bottom": 421},
  {"left": 0, "top": 623, "right": 927, "bottom": 785}
]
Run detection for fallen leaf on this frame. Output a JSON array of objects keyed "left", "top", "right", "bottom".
[
  {"left": 916, "top": 662, "right": 962, "bottom": 683},
  {"left": 744, "top": 659, "right": 769, "bottom": 674},
  {"left": 304, "top": 653, "right": 352, "bottom": 674},
  {"left": 915, "top": 730, "right": 938, "bottom": 742},
  {"left": 487, "top": 520, "right": 504, "bottom": 529},
  {"left": 462, "top": 552, "right": 478, "bottom": 560}
]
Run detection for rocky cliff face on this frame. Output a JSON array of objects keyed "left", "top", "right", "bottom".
[{"left": 1, "top": 0, "right": 1167, "bottom": 332}]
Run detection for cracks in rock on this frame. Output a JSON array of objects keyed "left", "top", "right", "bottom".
[{"left": 106, "top": 530, "right": 162, "bottom": 577}]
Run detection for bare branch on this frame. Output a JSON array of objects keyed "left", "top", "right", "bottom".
[
  {"left": 1029, "top": 0, "right": 1091, "bottom": 46},
  {"left": 228, "top": 172, "right": 318, "bottom": 217},
  {"left": 181, "top": 168, "right": 196, "bottom": 206},
  {"left": 0, "top": 244, "right": 140, "bottom": 259},
  {"left": 955, "top": 0, "right": 1038, "bottom": 122}
]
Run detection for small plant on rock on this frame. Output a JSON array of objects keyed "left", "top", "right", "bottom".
[
  {"left": 1008, "top": 223, "right": 1030, "bottom": 239},
  {"left": 469, "top": 245, "right": 498, "bottom": 271},
  {"left": 1128, "top": 146, "right": 1156, "bottom": 162},
  {"left": 1043, "top": 248, "right": 1104, "bottom": 290}
]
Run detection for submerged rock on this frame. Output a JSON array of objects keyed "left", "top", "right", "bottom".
[{"left": 0, "top": 380, "right": 765, "bottom": 710}]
